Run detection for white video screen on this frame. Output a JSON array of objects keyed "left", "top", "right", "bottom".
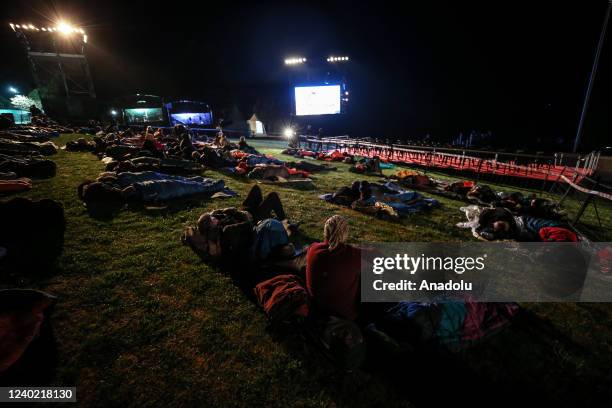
[{"left": 294, "top": 85, "right": 341, "bottom": 116}]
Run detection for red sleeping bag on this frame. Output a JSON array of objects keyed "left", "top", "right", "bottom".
[{"left": 538, "top": 226, "right": 578, "bottom": 242}]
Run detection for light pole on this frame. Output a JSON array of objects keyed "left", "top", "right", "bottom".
[{"left": 573, "top": 0, "right": 612, "bottom": 153}]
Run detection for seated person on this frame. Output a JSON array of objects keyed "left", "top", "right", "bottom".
[
  {"left": 153, "top": 128, "right": 164, "bottom": 139},
  {"left": 238, "top": 136, "right": 247, "bottom": 150},
  {"left": 214, "top": 131, "right": 229, "bottom": 149},
  {"left": 172, "top": 124, "right": 187, "bottom": 138},
  {"left": 366, "top": 156, "right": 382, "bottom": 175},
  {"left": 141, "top": 128, "right": 164, "bottom": 158},
  {"left": 238, "top": 136, "right": 259, "bottom": 154},
  {"left": 179, "top": 133, "right": 196, "bottom": 158},
  {"left": 306, "top": 215, "right": 361, "bottom": 321}
]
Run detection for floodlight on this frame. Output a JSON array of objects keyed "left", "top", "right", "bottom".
[
  {"left": 8, "top": 86, "right": 18, "bottom": 94},
  {"left": 283, "top": 128, "right": 295, "bottom": 138},
  {"left": 57, "top": 21, "right": 74, "bottom": 34},
  {"left": 110, "top": 110, "right": 118, "bottom": 116},
  {"left": 284, "top": 57, "right": 306, "bottom": 65}
]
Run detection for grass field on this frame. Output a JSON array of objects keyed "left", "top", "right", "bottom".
[{"left": 2, "top": 134, "right": 611, "bottom": 407}]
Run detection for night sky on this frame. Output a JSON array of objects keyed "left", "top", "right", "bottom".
[{"left": 1, "top": 0, "right": 610, "bottom": 151}]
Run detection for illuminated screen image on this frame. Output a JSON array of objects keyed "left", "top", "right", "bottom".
[
  {"left": 0, "top": 109, "right": 31, "bottom": 124},
  {"left": 294, "top": 85, "right": 341, "bottom": 116},
  {"left": 170, "top": 112, "right": 213, "bottom": 126},
  {"left": 124, "top": 108, "right": 164, "bottom": 124}
]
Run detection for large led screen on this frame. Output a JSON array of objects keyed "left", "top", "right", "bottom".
[
  {"left": 170, "top": 112, "right": 213, "bottom": 126},
  {"left": 124, "top": 108, "right": 164, "bottom": 124},
  {"left": 294, "top": 85, "right": 341, "bottom": 116}
]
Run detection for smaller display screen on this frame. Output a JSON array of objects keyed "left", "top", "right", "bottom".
[{"left": 124, "top": 108, "right": 164, "bottom": 123}]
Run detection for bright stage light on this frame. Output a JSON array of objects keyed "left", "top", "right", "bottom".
[
  {"left": 8, "top": 86, "right": 18, "bottom": 94},
  {"left": 328, "top": 55, "right": 349, "bottom": 63},
  {"left": 57, "top": 21, "right": 74, "bottom": 34},
  {"left": 283, "top": 127, "right": 295, "bottom": 138},
  {"left": 110, "top": 110, "right": 118, "bottom": 116},
  {"left": 284, "top": 57, "right": 306, "bottom": 65}
]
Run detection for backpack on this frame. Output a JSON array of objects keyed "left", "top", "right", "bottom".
[{"left": 318, "top": 316, "right": 366, "bottom": 370}]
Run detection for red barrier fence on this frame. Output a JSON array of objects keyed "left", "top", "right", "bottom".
[{"left": 301, "top": 137, "right": 598, "bottom": 184}]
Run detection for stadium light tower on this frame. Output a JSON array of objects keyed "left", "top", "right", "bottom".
[
  {"left": 8, "top": 19, "right": 95, "bottom": 117},
  {"left": 326, "top": 55, "right": 349, "bottom": 63},
  {"left": 284, "top": 57, "right": 307, "bottom": 65}
]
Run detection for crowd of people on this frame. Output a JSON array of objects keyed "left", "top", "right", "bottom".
[{"left": 0, "top": 117, "right": 587, "bottom": 373}]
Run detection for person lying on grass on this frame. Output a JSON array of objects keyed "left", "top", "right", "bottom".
[
  {"left": 476, "top": 207, "right": 571, "bottom": 241},
  {"left": 183, "top": 185, "right": 298, "bottom": 263},
  {"left": 78, "top": 171, "right": 225, "bottom": 206}
]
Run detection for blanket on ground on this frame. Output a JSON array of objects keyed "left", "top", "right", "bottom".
[
  {"left": 65, "top": 138, "right": 96, "bottom": 152},
  {"left": 0, "top": 154, "right": 56, "bottom": 179},
  {"left": 317, "top": 150, "right": 350, "bottom": 162},
  {"left": 0, "top": 178, "right": 32, "bottom": 193},
  {"left": 105, "top": 156, "right": 203, "bottom": 175},
  {"left": 320, "top": 182, "right": 438, "bottom": 218},
  {"left": 286, "top": 160, "right": 336, "bottom": 172},
  {"left": 114, "top": 171, "right": 226, "bottom": 202},
  {"left": 0, "top": 132, "right": 50, "bottom": 143},
  {"left": 457, "top": 205, "right": 574, "bottom": 241},
  {"left": 375, "top": 299, "right": 519, "bottom": 350},
  {"left": 0, "top": 139, "right": 57, "bottom": 156}
]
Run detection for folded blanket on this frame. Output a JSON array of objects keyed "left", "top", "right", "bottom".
[{"left": 254, "top": 274, "right": 309, "bottom": 322}]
